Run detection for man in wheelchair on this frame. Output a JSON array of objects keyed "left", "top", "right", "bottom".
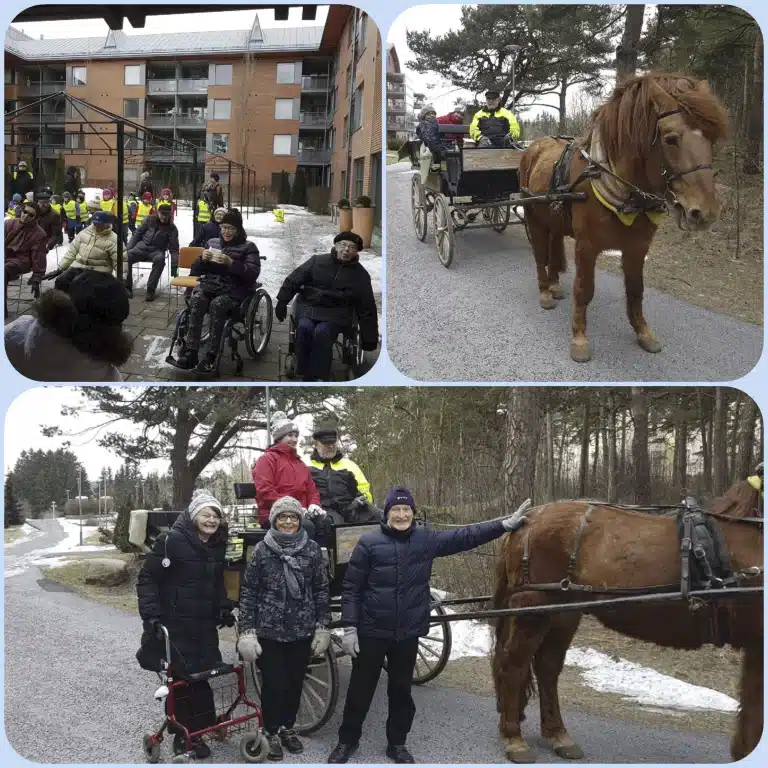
[
  {"left": 275, "top": 231, "right": 378, "bottom": 381},
  {"left": 469, "top": 88, "right": 524, "bottom": 149},
  {"left": 169, "top": 209, "right": 261, "bottom": 374}
]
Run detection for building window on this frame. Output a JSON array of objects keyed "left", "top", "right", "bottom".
[
  {"left": 273, "top": 135, "right": 293, "bottom": 156},
  {"left": 274, "top": 98, "right": 294, "bottom": 120},
  {"left": 123, "top": 99, "right": 140, "bottom": 119},
  {"left": 351, "top": 84, "right": 364, "bottom": 132},
  {"left": 342, "top": 116, "right": 348, "bottom": 146},
  {"left": 72, "top": 67, "right": 87, "bottom": 86},
  {"left": 353, "top": 157, "right": 365, "bottom": 200},
  {"left": 345, "top": 66, "right": 351, "bottom": 98},
  {"left": 355, "top": 12, "right": 368, "bottom": 56},
  {"left": 124, "top": 135, "right": 144, "bottom": 150},
  {"left": 340, "top": 170, "right": 346, "bottom": 198},
  {"left": 212, "top": 99, "right": 231, "bottom": 120},
  {"left": 4, "top": 68, "right": 15, "bottom": 85},
  {"left": 124, "top": 65, "right": 141, "bottom": 86},
  {"left": 66, "top": 132, "right": 84, "bottom": 150},
  {"left": 212, "top": 133, "right": 229, "bottom": 154},
  {"left": 276, "top": 63, "right": 295, "bottom": 84},
  {"left": 212, "top": 64, "right": 232, "bottom": 86}
]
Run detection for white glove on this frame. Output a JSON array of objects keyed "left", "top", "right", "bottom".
[
  {"left": 341, "top": 627, "right": 359, "bottom": 659},
  {"left": 308, "top": 504, "right": 327, "bottom": 519},
  {"left": 311, "top": 626, "right": 331, "bottom": 656},
  {"left": 237, "top": 631, "right": 262, "bottom": 663},
  {"left": 501, "top": 498, "right": 533, "bottom": 532}
]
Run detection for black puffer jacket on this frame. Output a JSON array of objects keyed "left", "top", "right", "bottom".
[
  {"left": 64, "top": 170, "right": 79, "bottom": 197},
  {"left": 37, "top": 207, "right": 62, "bottom": 249},
  {"left": 276, "top": 251, "right": 378, "bottom": 349},
  {"left": 136, "top": 511, "right": 230, "bottom": 674},
  {"left": 189, "top": 235, "right": 261, "bottom": 300},
  {"left": 127, "top": 215, "right": 180, "bottom": 265},
  {"left": 189, "top": 220, "right": 221, "bottom": 248},
  {"left": 342, "top": 519, "right": 506, "bottom": 641}
]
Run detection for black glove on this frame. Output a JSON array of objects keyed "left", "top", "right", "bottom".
[
  {"left": 42, "top": 269, "right": 62, "bottom": 282},
  {"left": 217, "top": 609, "right": 236, "bottom": 629},
  {"left": 171, "top": 265, "right": 179, "bottom": 278},
  {"left": 275, "top": 301, "right": 288, "bottom": 322},
  {"left": 143, "top": 619, "right": 164, "bottom": 638},
  {"left": 361, "top": 339, "right": 378, "bottom": 352}
]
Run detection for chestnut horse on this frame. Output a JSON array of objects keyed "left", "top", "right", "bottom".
[
  {"left": 492, "top": 479, "right": 763, "bottom": 763},
  {"left": 518, "top": 73, "right": 728, "bottom": 362}
]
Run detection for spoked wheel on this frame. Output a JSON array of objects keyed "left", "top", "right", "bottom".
[
  {"left": 411, "top": 174, "right": 428, "bottom": 241},
  {"left": 245, "top": 289, "right": 273, "bottom": 358},
  {"left": 490, "top": 204, "right": 511, "bottom": 233},
  {"left": 432, "top": 194, "right": 455, "bottom": 268},
  {"left": 412, "top": 591, "right": 453, "bottom": 684}
]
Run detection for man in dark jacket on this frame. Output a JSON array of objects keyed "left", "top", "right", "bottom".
[
  {"left": 328, "top": 488, "right": 532, "bottom": 764},
  {"left": 139, "top": 171, "right": 154, "bottom": 198},
  {"left": 275, "top": 231, "right": 378, "bottom": 381},
  {"left": 9, "top": 160, "right": 35, "bottom": 199},
  {"left": 35, "top": 192, "right": 63, "bottom": 251},
  {"left": 4, "top": 202, "right": 48, "bottom": 317},
  {"left": 125, "top": 202, "right": 179, "bottom": 300},
  {"left": 64, "top": 166, "right": 79, "bottom": 197}
]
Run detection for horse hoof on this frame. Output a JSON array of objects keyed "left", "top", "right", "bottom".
[
  {"left": 506, "top": 747, "right": 537, "bottom": 763},
  {"left": 637, "top": 333, "right": 662, "bottom": 353},
  {"left": 554, "top": 745, "right": 584, "bottom": 760},
  {"left": 570, "top": 341, "right": 591, "bottom": 363},
  {"left": 539, "top": 292, "right": 555, "bottom": 310},
  {"left": 550, "top": 284, "right": 566, "bottom": 300}
]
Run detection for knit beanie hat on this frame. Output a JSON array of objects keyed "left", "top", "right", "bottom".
[
  {"left": 102, "top": 188, "right": 112, "bottom": 198},
  {"left": 221, "top": 209, "right": 243, "bottom": 228},
  {"left": 12, "top": 193, "right": 22, "bottom": 202},
  {"left": 67, "top": 271, "right": 130, "bottom": 326},
  {"left": 188, "top": 488, "right": 223, "bottom": 521},
  {"left": 157, "top": 202, "right": 172, "bottom": 212},
  {"left": 419, "top": 104, "right": 437, "bottom": 120},
  {"left": 161, "top": 188, "right": 172, "bottom": 198},
  {"left": 383, "top": 486, "right": 416, "bottom": 515},
  {"left": 271, "top": 411, "right": 298, "bottom": 442},
  {"left": 269, "top": 496, "right": 305, "bottom": 527},
  {"left": 142, "top": 191, "right": 152, "bottom": 201},
  {"left": 214, "top": 207, "right": 227, "bottom": 217},
  {"left": 141, "top": 171, "right": 150, "bottom": 179},
  {"left": 334, "top": 231, "right": 364, "bottom": 250}
]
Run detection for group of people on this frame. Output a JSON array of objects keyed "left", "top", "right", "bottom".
[
  {"left": 4, "top": 165, "right": 378, "bottom": 382},
  {"left": 137, "top": 414, "right": 532, "bottom": 763}
]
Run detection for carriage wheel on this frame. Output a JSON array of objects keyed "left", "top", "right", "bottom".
[
  {"left": 433, "top": 194, "right": 455, "bottom": 268},
  {"left": 490, "top": 204, "right": 511, "bottom": 233},
  {"left": 412, "top": 591, "right": 453, "bottom": 684},
  {"left": 411, "top": 175, "right": 428, "bottom": 242},
  {"left": 249, "top": 647, "right": 338, "bottom": 736},
  {"left": 244, "top": 289, "right": 273, "bottom": 358}
]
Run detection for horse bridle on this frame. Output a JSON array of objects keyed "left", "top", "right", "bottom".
[{"left": 652, "top": 109, "right": 714, "bottom": 188}]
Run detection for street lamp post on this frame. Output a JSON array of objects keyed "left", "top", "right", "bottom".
[
  {"left": 504, "top": 44, "right": 522, "bottom": 111},
  {"left": 77, "top": 465, "right": 83, "bottom": 546}
]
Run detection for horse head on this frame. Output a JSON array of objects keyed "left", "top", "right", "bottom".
[{"left": 710, "top": 467, "right": 764, "bottom": 522}]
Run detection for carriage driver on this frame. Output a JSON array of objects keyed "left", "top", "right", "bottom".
[
  {"left": 469, "top": 88, "right": 521, "bottom": 148},
  {"left": 327, "top": 488, "right": 532, "bottom": 764}
]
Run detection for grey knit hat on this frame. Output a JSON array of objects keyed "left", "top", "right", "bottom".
[
  {"left": 419, "top": 104, "right": 437, "bottom": 120},
  {"left": 271, "top": 411, "right": 298, "bottom": 442},
  {"left": 270, "top": 496, "right": 305, "bottom": 527},
  {"left": 188, "top": 489, "right": 223, "bottom": 521}
]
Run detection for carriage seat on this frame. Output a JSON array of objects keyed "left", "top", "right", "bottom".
[
  {"left": 676, "top": 500, "right": 733, "bottom": 590},
  {"left": 233, "top": 482, "right": 257, "bottom": 501}
]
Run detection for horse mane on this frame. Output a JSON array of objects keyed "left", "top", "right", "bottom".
[
  {"left": 710, "top": 479, "right": 762, "bottom": 519},
  {"left": 593, "top": 72, "right": 729, "bottom": 172}
]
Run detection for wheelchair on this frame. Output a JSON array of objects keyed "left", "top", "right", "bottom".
[
  {"left": 165, "top": 281, "right": 273, "bottom": 378},
  {"left": 281, "top": 300, "right": 367, "bottom": 381}
]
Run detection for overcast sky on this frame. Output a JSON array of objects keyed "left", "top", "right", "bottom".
[{"left": 10, "top": 6, "right": 329, "bottom": 39}]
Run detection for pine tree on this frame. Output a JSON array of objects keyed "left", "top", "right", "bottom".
[
  {"left": 289, "top": 167, "right": 307, "bottom": 206},
  {"left": 112, "top": 501, "right": 134, "bottom": 552},
  {"left": 4, "top": 474, "right": 24, "bottom": 528},
  {"left": 278, "top": 171, "right": 291, "bottom": 204}
]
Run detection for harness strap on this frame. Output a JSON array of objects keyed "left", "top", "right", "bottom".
[
  {"left": 680, "top": 512, "right": 694, "bottom": 598},
  {"left": 565, "top": 505, "right": 593, "bottom": 586}
]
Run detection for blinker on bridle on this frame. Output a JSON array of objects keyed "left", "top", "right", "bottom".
[{"left": 652, "top": 109, "right": 714, "bottom": 189}]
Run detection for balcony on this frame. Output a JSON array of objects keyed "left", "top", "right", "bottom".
[
  {"left": 301, "top": 75, "right": 330, "bottom": 92},
  {"left": 387, "top": 115, "right": 414, "bottom": 131},
  {"left": 18, "top": 82, "right": 66, "bottom": 98},
  {"left": 146, "top": 148, "right": 195, "bottom": 163},
  {"left": 147, "top": 79, "right": 177, "bottom": 94},
  {"left": 145, "top": 113, "right": 176, "bottom": 127},
  {"left": 386, "top": 82, "right": 406, "bottom": 97},
  {"left": 299, "top": 112, "right": 330, "bottom": 128},
  {"left": 6, "top": 112, "right": 65, "bottom": 125},
  {"left": 176, "top": 113, "right": 207, "bottom": 127},
  {"left": 297, "top": 148, "right": 331, "bottom": 165},
  {"left": 387, "top": 99, "right": 407, "bottom": 114},
  {"left": 177, "top": 78, "right": 208, "bottom": 94}
]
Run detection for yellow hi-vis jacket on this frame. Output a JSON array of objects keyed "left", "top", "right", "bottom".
[
  {"left": 306, "top": 453, "right": 373, "bottom": 518},
  {"left": 195, "top": 199, "right": 211, "bottom": 223},
  {"left": 469, "top": 106, "right": 521, "bottom": 142},
  {"left": 135, "top": 201, "right": 154, "bottom": 227},
  {"left": 100, "top": 198, "right": 129, "bottom": 223}
]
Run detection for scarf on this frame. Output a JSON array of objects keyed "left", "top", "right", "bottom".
[{"left": 264, "top": 528, "right": 309, "bottom": 599}]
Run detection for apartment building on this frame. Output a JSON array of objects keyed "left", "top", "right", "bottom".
[
  {"left": 4, "top": 6, "right": 381, "bottom": 208},
  {"left": 386, "top": 44, "right": 415, "bottom": 144}
]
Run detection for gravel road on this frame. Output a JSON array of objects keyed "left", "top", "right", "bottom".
[{"left": 386, "top": 162, "right": 762, "bottom": 382}]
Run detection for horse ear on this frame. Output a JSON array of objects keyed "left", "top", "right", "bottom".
[
  {"left": 648, "top": 79, "right": 678, "bottom": 115},
  {"left": 697, "top": 79, "right": 713, "bottom": 96}
]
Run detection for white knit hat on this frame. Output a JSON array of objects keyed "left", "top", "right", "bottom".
[
  {"left": 271, "top": 411, "right": 298, "bottom": 442},
  {"left": 269, "top": 496, "right": 305, "bottom": 527},
  {"left": 188, "top": 489, "right": 223, "bottom": 521}
]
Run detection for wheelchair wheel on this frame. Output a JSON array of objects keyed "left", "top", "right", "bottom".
[{"left": 244, "top": 289, "right": 273, "bottom": 358}]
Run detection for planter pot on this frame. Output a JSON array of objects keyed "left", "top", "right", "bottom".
[
  {"left": 338, "top": 208, "right": 353, "bottom": 232},
  {"left": 352, "top": 206, "right": 375, "bottom": 248}
]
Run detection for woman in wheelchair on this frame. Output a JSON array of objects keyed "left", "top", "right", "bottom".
[
  {"left": 170, "top": 209, "right": 261, "bottom": 374},
  {"left": 275, "top": 231, "right": 378, "bottom": 381}
]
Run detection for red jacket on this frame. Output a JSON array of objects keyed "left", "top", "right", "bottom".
[
  {"left": 252, "top": 442, "right": 321, "bottom": 525},
  {"left": 4, "top": 218, "right": 48, "bottom": 280},
  {"left": 437, "top": 113, "right": 464, "bottom": 146}
]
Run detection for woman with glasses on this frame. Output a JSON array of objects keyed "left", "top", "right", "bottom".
[
  {"left": 237, "top": 495, "right": 331, "bottom": 761},
  {"left": 274, "top": 231, "right": 378, "bottom": 381},
  {"left": 4, "top": 201, "right": 47, "bottom": 318},
  {"left": 171, "top": 208, "right": 261, "bottom": 374}
]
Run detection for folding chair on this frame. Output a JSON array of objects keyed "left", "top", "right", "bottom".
[
  {"left": 5, "top": 271, "right": 33, "bottom": 319},
  {"left": 166, "top": 246, "right": 203, "bottom": 324},
  {"left": 131, "top": 250, "right": 171, "bottom": 299}
]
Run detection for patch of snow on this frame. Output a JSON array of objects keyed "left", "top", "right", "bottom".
[
  {"left": 38, "top": 556, "right": 76, "bottom": 569},
  {"left": 4, "top": 523, "right": 45, "bottom": 549},
  {"left": 45, "top": 519, "right": 101, "bottom": 554}
]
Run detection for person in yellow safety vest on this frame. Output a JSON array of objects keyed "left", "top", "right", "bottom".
[
  {"left": 6, "top": 194, "right": 23, "bottom": 218},
  {"left": 135, "top": 192, "right": 155, "bottom": 228},
  {"left": 62, "top": 192, "right": 87, "bottom": 241},
  {"left": 99, "top": 188, "right": 129, "bottom": 244},
  {"left": 50, "top": 194, "right": 66, "bottom": 243},
  {"left": 155, "top": 188, "right": 177, "bottom": 223},
  {"left": 193, "top": 196, "right": 212, "bottom": 241},
  {"left": 469, "top": 88, "right": 521, "bottom": 148},
  {"left": 77, "top": 192, "right": 91, "bottom": 224},
  {"left": 10, "top": 160, "right": 34, "bottom": 199}
]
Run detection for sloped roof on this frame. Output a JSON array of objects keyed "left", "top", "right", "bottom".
[{"left": 4, "top": 25, "right": 324, "bottom": 61}]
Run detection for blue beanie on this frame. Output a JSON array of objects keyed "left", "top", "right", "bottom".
[{"left": 383, "top": 486, "right": 416, "bottom": 514}]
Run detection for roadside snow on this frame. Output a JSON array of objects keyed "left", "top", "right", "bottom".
[{"left": 4, "top": 523, "right": 45, "bottom": 549}]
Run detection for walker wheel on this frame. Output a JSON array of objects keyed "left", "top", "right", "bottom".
[
  {"left": 142, "top": 733, "right": 161, "bottom": 764},
  {"left": 171, "top": 754, "right": 191, "bottom": 764},
  {"left": 239, "top": 732, "right": 270, "bottom": 763},
  {"left": 284, "top": 355, "right": 296, "bottom": 380}
]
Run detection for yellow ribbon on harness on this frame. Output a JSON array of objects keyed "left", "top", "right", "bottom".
[
  {"left": 747, "top": 474, "right": 762, "bottom": 492},
  {"left": 273, "top": 209, "right": 285, "bottom": 224},
  {"left": 591, "top": 180, "right": 667, "bottom": 227}
]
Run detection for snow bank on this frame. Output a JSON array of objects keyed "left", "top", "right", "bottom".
[{"left": 4, "top": 522, "right": 45, "bottom": 549}]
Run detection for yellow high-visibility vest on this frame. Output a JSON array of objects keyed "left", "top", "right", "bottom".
[
  {"left": 78, "top": 203, "right": 90, "bottom": 222},
  {"left": 13, "top": 169, "right": 33, "bottom": 180},
  {"left": 6, "top": 205, "right": 17, "bottom": 218},
  {"left": 50, "top": 202, "right": 62, "bottom": 216},
  {"left": 196, "top": 199, "right": 211, "bottom": 223},
  {"left": 135, "top": 201, "right": 153, "bottom": 227},
  {"left": 63, "top": 200, "right": 78, "bottom": 221}
]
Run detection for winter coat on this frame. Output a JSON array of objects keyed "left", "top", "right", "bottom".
[
  {"left": 252, "top": 442, "right": 321, "bottom": 526},
  {"left": 189, "top": 235, "right": 261, "bottom": 300},
  {"left": 4, "top": 218, "right": 48, "bottom": 280},
  {"left": 136, "top": 511, "right": 230, "bottom": 675},
  {"left": 437, "top": 113, "right": 465, "bottom": 146},
  {"left": 64, "top": 171, "right": 79, "bottom": 197},
  {"left": 469, "top": 106, "right": 521, "bottom": 142},
  {"left": 276, "top": 251, "right": 378, "bottom": 349},
  {"left": 416, "top": 118, "right": 442, "bottom": 157},
  {"left": 10, "top": 169, "right": 35, "bottom": 199},
  {"left": 239, "top": 536, "right": 330, "bottom": 641},
  {"left": 37, "top": 207, "right": 62, "bottom": 249},
  {"left": 189, "top": 220, "right": 221, "bottom": 248},
  {"left": 127, "top": 215, "right": 180, "bottom": 265},
  {"left": 307, "top": 450, "right": 372, "bottom": 520},
  {"left": 59, "top": 225, "right": 118, "bottom": 274},
  {"left": 343, "top": 519, "right": 507, "bottom": 641},
  {"left": 139, "top": 178, "right": 154, "bottom": 198}
]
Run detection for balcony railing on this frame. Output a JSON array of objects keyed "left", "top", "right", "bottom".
[
  {"left": 147, "top": 79, "right": 177, "bottom": 94},
  {"left": 386, "top": 83, "right": 406, "bottom": 96},
  {"left": 301, "top": 75, "right": 330, "bottom": 92},
  {"left": 177, "top": 78, "right": 208, "bottom": 93},
  {"left": 145, "top": 114, "right": 176, "bottom": 127},
  {"left": 299, "top": 112, "right": 330, "bottom": 127},
  {"left": 387, "top": 100, "right": 407, "bottom": 113},
  {"left": 19, "top": 82, "right": 66, "bottom": 97},
  {"left": 146, "top": 148, "right": 195, "bottom": 163},
  {"left": 176, "top": 113, "right": 207, "bottom": 127},
  {"left": 6, "top": 112, "right": 65, "bottom": 125},
  {"left": 297, "top": 148, "right": 331, "bottom": 164}
]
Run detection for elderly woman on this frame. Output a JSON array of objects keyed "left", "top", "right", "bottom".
[
  {"left": 237, "top": 496, "right": 331, "bottom": 761},
  {"left": 136, "top": 489, "right": 235, "bottom": 759},
  {"left": 190, "top": 206, "right": 226, "bottom": 248},
  {"left": 415, "top": 104, "right": 444, "bottom": 183}
]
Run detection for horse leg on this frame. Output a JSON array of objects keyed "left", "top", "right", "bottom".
[
  {"left": 570, "top": 240, "right": 599, "bottom": 362},
  {"left": 621, "top": 248, "right": 662, "bottom": 353},
  {"left": 494, "top": 613, "right": 550, "bottom": 763},
  {"left": 534, "top": 615, "right": 584, "bottom": 760},
  {"left": 732, "top": 643, "right": 763, "bottom": 760},
  {"left": 547, "top": 232, "right": 566, "bottom": 301},
  {"left": 526, "top": 213, "right": 556, "bottom": 310}
]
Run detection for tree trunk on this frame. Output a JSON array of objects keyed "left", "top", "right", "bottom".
[
  {"left": 607, "top": 393, "right": 618, "bottom": 502},
  {"left": 545, "top": 406, "right": 555, "bottom": 501},
  {"left": 616, "top": 5, "right": 645, "bottom": 84},
  {"left": 502, "top": 389, "right": 543, "bottom": 509},
  {"left": 578, "top": 397, "right": 591, "bottom": 497},
  {"left": 697, "top": 389, "right": 712, "bottom": 494},
  {"left": 735, "top": 396, "right": 759, "bottom": 480},
  {"left": 713, "top": 388, "right": 728, "bottom": 496},
  {"left": 558, "top": 75, "right": 568, "bottom": 134},
  {"left": 729, "top": 394, "right": 743, "bottom": 485},
  {"left": 630, "top": 387, "right": 651, "bottom": 504},
  {"left": 743, "top": 30, "right": 763, "bottom": 174}
]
